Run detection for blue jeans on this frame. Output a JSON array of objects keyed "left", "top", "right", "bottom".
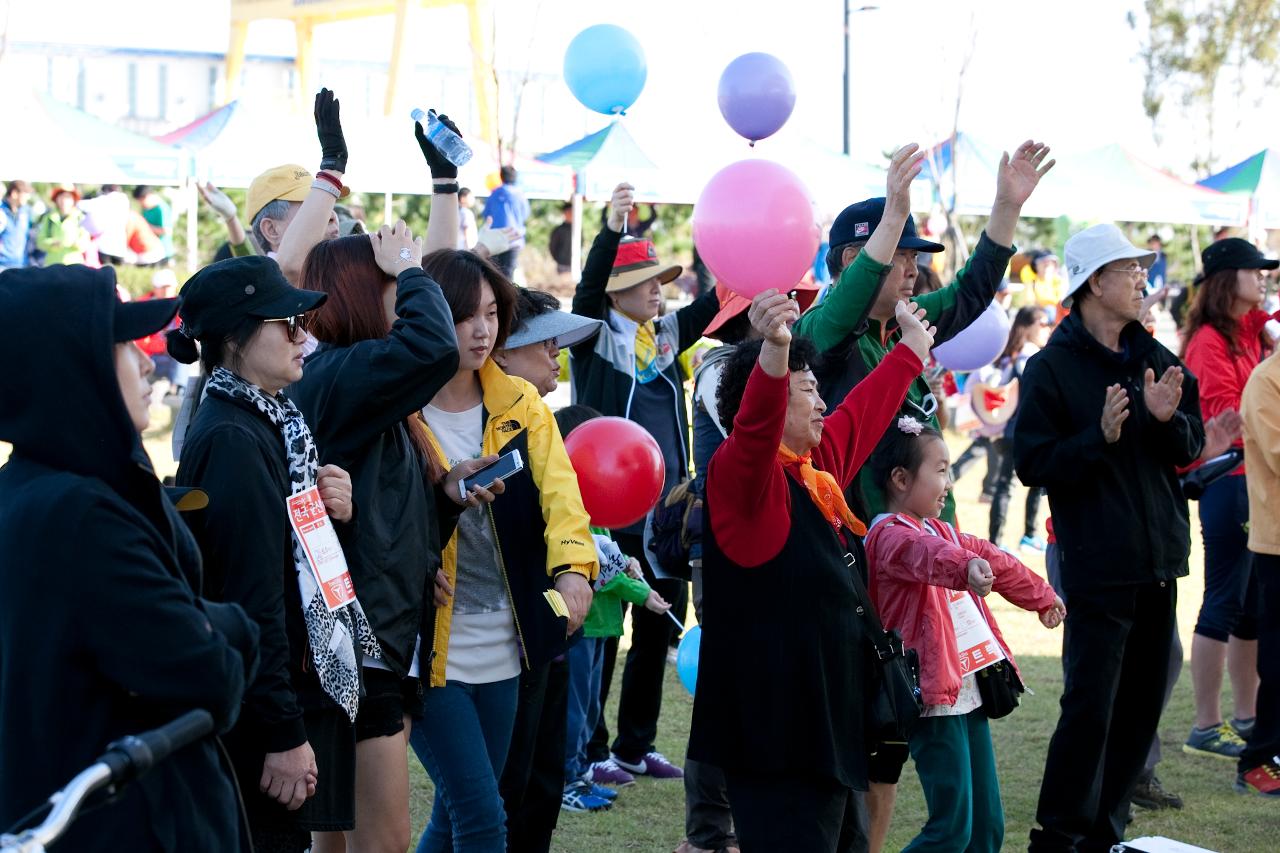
[
  {"left": 564, "top": 636, "right": 607, "bottom": 783},
  {"left": 410, "top": 677, "right": 520, "bottom": 853}
]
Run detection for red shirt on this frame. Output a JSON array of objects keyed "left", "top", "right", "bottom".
[
  {"left": 707, "top": 344, "right": 922, "bottom": 568},
  {"left": 1183, "top": 309, "right": 1279, "bottom": 474}
]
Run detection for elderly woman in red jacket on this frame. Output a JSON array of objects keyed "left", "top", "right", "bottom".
[
  {"left": 688, "top": 289, "right": 934, "bottom": 853},
  {"left": 1182, "top": 238, "right": 1279, "bottom": 760}
]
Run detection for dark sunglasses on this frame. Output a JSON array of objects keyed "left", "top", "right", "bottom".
[{"left": 263, "top": 314, "right": 309, "bottom": 341}]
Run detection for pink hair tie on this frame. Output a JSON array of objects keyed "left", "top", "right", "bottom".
[{"left": 897, "top": 416, "right": 924, "bottom": 436}]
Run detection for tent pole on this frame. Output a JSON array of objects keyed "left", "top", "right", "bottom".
[
  {"left": 383, "top": 192, "right": 394, "bottom": 228},
  {"left": 570, "top": 189, "right": 583, "bottom": 281},
  {"left": 186, "top": 178, "right": 199, "bottom": 273}
]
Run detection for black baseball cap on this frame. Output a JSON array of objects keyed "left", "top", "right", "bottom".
[
  {"left": 830, "top": 197, "right": 944, "bottom": 253},
  {"left": 1202, "top": 237, "right": 1279, "bottom": 278},
  {"left": 114, "top": 296, "right": 180, "bottom": 343},
  {"left": 176, "top": 255, "right": 326, "bottom": 339}
]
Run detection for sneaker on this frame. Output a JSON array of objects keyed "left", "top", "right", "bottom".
[
  {"left": 1183, "top": 722, "right": 1247, "bottom": 760},
  {"left": 1020, "top": 535, "right": 1048, "bottom": 552},
  {"left": 561, "top": 780, "right": 611, "bottom": 813},
  {"left": 588, "top": 782, "right": 618, "bottom": 801},
  {"left": 1231, "top": 716, "right": 1257, "bottom": 741},
  {"left": 1131, "top": 774, "right": 1184, "bottom": 810},
  {"left": 586, "top": 757, "right": 635, "bottom": 787},
  {"left": 612, "top": 750, "right": 684, "bottom": 779},
  {"left": 1235, "top": 762, "right": 1280, "bottom": 798}
]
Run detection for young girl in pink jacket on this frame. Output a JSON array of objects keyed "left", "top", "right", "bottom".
[{"left": 865, "top": 416, "right": 1065, "bottom": 852}]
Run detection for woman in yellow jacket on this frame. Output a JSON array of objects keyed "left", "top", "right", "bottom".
[{"left": 408, "top": 248, "right": 597, "bottom": 853}]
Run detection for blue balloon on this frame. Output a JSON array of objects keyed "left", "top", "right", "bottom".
[
  {"left": 676, "top": 624, "right": 701, "bottom": 695},
  {"left": 564, "top": 25, "right": 647, "bottom": 115}
]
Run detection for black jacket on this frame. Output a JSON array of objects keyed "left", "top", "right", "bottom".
[
  {"left": 289, "top": 267, "right": 460, "bottom": 676},
  {"left": 0, "top": 265, "right": 259, "bottom": 852},
  {"left": 1013, "top": 310, "right": 1205, "bottom": 591},
  {"left": 177, "top": 393, "right": 335, "bottom": 755}
]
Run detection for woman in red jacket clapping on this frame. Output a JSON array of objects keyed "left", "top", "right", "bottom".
[{"left": 1182, "top": 238, "right": 1280, "bottom": 760}]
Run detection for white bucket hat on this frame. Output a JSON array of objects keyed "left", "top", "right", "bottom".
[{"left": 1062, "top": 224, "right": 1156, "bottom": 307}]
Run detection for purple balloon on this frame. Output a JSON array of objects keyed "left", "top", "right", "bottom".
[
  {"left": 932, "top": 302, "right": 1012, "bottom": 372},
  {"left": 717, "top": 52, "right": 796, "bottom": 144}
]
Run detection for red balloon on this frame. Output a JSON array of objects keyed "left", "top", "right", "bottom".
[{"left": 563, "top": 416, "right": 665, "bottom": 529}]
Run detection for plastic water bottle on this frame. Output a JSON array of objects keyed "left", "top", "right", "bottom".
[{"left": 411, "top": 108, "right": 473, "bottom": 168}]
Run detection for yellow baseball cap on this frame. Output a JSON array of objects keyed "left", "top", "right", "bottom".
[{"left": 246, "top": 164, "right": 349, "bottom": 222}]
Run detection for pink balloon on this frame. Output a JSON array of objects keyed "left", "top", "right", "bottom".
[{"left": 692, "top": 160, "right": 819, "bottom": 299}]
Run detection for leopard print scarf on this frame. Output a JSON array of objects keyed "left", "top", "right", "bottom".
[{"left": 206, "top": 367, "right": 380, "bottom": 722}]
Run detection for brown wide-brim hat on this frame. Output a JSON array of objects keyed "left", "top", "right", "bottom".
[{"left": 606, "top": 236, "right": 683, "bottom": 293}]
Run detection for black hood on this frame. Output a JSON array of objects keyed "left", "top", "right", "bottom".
[
  {"left": 0, "top": 265, "right": 157, "bottom": 495},
  {"left": 1047, "top": 308, "right": 1157, "bottom": 365}
]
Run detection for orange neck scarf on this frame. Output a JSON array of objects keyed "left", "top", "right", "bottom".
[{"left": 777, "top": 445, "right": 867, "bottom": 537}]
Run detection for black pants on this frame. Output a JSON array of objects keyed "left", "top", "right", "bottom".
[
  {"left": 1241, "top": 553, "right": 1280, "bottom": 773},
  {"left": 1030, "top": 580, "right": 1176, "bottom": 853},
  {"left": 684, "top": 564, "right": 736, "bottom": 849},
  {"left": 600, "top": 532, "right": 685, "bottom": 763},
  {"left": 988, "top": 437, "right": 1044, "bottom": 543},
  {"left": 951, "top": 436, "right": 998, "bottom": 496},
  {"left": 499, "top": 658, "right": 568, "bottom": 853},
  {"left": 724, "top": 771, "right": 865, "bottom": 853}
]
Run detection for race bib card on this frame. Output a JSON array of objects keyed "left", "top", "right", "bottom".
[
  {"left": 947, "top": 589, "right": 1005, "bottom": 674},
  {"left": 287, "top": 486, "right": 356, "bottom": 612}
]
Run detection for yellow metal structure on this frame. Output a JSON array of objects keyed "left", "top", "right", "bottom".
[{"left": 227, "top": 0, "right": 498, "bottom": 149}]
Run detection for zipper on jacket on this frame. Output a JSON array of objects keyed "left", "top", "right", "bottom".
[{"left": 486, "top": 502, "right": 529, "bottom": 668}]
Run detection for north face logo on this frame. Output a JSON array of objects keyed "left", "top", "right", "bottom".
[{"left": 496, "top": 419, "right": 520, "bottom": 433}]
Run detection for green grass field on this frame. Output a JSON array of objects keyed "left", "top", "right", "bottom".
[{"left": 4, "top": 414, "right": 1268, "bottom": 852}]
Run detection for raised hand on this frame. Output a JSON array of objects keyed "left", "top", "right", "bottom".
[
  {"left": 748, "top": 288, "right": 799, "bottom": 346},
  {"left": 967, "top": 558, "right": 994, "bottom": 597},
  {"left": 895, "top": 300, "right": 937, "bottom": 364},
  {"left": 885, "top": 143, "right": 926, "bottom": 219},
  {"left": 995, "top": 140, "right": 1055, "bottom": 208},
  {"left": 314, "top": 88, "right": 348, "bottom": 174},
  {"left": 1144, "top": 366, "right": 1183, "bottom": 423},
  {"left": 371, "top": 221, "right": 423, "bottom": 277},
  {"left": 1202, "top": 410, "right": 1243, "bottom": 460},
  {"left": 197, "top": 182, "right": 237, "bottom": 221},
  {"left": 414, "top": 111, "right": 462, "bottom": 180},
  {"left": 607, "top": 183, "right": 636, "bottom": 233},
  {"left": 1101, "top": 384, "right": 1130, "bottom": 443}
]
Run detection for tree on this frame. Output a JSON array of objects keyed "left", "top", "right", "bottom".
[{"left": 1132, "top": 0, "right": 1280, "bottom": 175}]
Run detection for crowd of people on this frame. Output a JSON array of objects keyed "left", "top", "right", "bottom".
[{"left": 1, "top": 84, "right": 1278, "bottom": 853}]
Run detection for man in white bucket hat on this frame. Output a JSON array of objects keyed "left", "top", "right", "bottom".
[{"left": 1015, "top": 224, "right": 1207, "bottom": 852}]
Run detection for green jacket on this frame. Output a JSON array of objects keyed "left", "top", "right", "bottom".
[
  {"left": 583, "top": 529, "right": 652, "bottom": 638},
  {"left": 36, "top": 211, "right": 89, "bottom": 266},
  {"left": 793, "top": 233, "right": 1016, "bottom": 523}
]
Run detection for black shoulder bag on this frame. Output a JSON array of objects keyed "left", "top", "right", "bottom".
[{"left": 845, "top": 552, "right": 923, "bottom": 747}]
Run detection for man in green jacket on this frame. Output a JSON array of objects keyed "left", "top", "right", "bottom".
[
  {"left": 792, "top": 139, "right": 1054, "bottom": 853},
  {"left": 795, "top": 139, "right": 1054, "bottom": 526}
]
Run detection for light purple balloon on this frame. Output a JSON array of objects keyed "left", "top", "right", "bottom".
[
  {"left": 932, "top": 302, "right": 1012, "bottom": 372},
  {"left": 717, "top": 52, "right": 796, "bottom": 144}
]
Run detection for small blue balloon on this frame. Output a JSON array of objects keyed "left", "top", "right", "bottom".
[
  {"left": 564, "top": 24, "right": 647, "bottom": 115},
  {"left": 676, "top": 624, "right": 701, "bottom": 696}
]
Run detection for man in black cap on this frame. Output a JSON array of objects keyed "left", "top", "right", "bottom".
[{"left": 791, "top": 139, "right": 1054, "bottom": 853}]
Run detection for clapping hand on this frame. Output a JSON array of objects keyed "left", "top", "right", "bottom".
[
  {"left": 895, "top": 300, "right": 937, "bottom": 364},
  {"left": 314, "top": 88, "right": 348, "bottom": 174},
  {"left": 995, "top": 140, "right": 1055, "bottom": 208},
  {"left": 1144, "top": 366, "right": 1184, "bottom": 423},
  {"left": 967, "top": 558, "right": 994, "bottom": 597},
  {"left": 1101, "top": 384, "right": 1130, "bottom": 444},
  {"left": 1202, "top": 410, "right": 1243, "bottom": 460}
]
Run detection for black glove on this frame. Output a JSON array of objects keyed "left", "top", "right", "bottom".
[
  {"left": 314, "top": 88, "right": 348, "bottom": 174},
  {"left": 414, "top": 112, "right": 461, "bottom": 180}
]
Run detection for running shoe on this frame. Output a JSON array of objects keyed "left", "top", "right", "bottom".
[
  {"left": 1184, "top": 723, "right": 1246, "bottom": 760},
  {"left": 612, "top": 750, "right": 684, "bottom": 779}
]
